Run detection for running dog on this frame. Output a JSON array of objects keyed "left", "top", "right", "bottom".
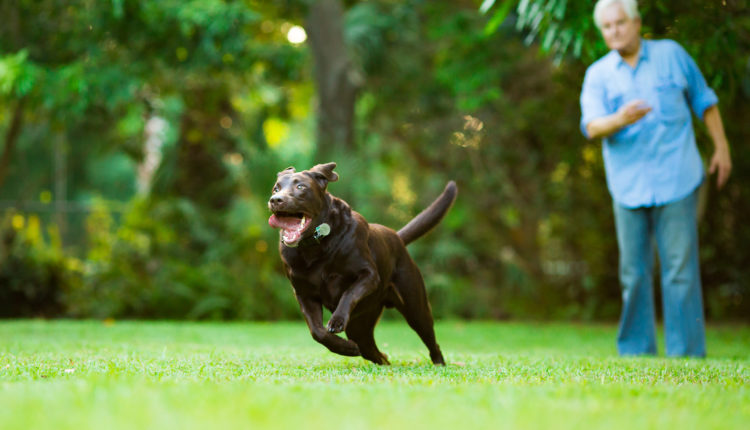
[{"left": 268, "top": 162, "right": 456, "bottom": 365}]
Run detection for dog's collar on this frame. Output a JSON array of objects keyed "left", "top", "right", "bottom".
[{"left": 284, "top": 222, "right": 331, "bottom": 248}]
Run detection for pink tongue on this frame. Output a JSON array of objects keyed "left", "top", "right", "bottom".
[
  {"left": 268, "top": 214, "right": 307, "bottom": 244},
  {"left": 268, "top": 214, "right": 300, "bottom": 230}
]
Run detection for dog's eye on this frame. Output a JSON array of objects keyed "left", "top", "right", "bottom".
[
  {"left": 272, "top": 185, "right": 280, "bottom": 193},
  {"left": 296, "top": 184, "right": 306, "bottom": 190}
]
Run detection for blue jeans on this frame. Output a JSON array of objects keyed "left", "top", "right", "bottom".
[{"left": 612, "top": 189, "right": 706, "bottom": 357}]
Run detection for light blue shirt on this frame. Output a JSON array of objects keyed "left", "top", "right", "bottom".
[{"left": 580, "top": 39, "right": 718, "bottom": 208}]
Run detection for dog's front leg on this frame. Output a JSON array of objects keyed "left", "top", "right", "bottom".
[
  {"left": 327, "top": 269, "right": 379, "bottom": 333},
  {"left": 296, "top": 294, "right": 361, "bottom": 357}
]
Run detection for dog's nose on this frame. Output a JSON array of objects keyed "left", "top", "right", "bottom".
[{"left": 269, "top": 194, "right": 283, "bottom": 205}]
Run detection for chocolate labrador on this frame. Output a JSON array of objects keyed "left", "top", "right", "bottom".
[{"left": 267, "top": 162, "right": 457, "bottom": 365}]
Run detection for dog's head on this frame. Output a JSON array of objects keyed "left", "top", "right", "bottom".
[{"left": 267, "top": 162, "right": 339, "bottom": 247}]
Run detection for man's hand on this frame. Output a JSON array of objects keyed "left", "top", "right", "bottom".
[
  {"left": 616, "top": 99, "right": 652, "bottom": 127},
  {"left": 709, "top": 147, "right": 732, "bottom": 189},
  {"left": 586, "top": 99, "right": 651, "bottom": 139},
  {"left": 703, "top": 105, "right": 732, "bottom": 190}
]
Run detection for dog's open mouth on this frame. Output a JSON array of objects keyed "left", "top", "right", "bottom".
[{"left": 268, "top": 212, "right": 313, "bottom": 246}]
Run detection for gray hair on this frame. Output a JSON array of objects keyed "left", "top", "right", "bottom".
[{"left": 594, "top": 0, "right": 640, "bottom": 28}]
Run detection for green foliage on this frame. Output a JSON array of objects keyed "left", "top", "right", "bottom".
[
  {"left": 351, "top": 1, "right": 621, "bottom": 319},
  {"left": 0, "top": 50, "right": 36, "bottom": 97},
  {"left": 1, "top": 0, "right": 748, "bottom": 321},
  {"left": 483, "top": 0, "right": 750, "bottom": 99},
  {"left": 514, "top": 0, "right": 602, "bottom": 62},
  {"left": 0, "top": 212, "right": 82, "bottom": 317},
  {"left": 69, "top": 196, "right": 297, "bottom": 320},
  {"left": 0, "top": 0, "right": 310, "bottom": 320}
]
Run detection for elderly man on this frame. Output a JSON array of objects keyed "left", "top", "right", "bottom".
[{"left": 580, "top": 0, "right": 732, "bottom": 357}]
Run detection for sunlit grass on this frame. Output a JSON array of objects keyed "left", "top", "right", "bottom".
[{"left": 1, "top": 320, "right": 748, "bottom": 429}]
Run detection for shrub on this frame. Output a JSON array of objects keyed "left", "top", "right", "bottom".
[
  {"left": 0, "top": 211, "right": 82, "bottom": 317},
  {"left": 68, "top": 197, "right": 298, "bottom": 320}
]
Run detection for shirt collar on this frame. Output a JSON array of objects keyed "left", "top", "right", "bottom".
[{"left": 616, "top": 38, "right": 648, "bottom": 69}]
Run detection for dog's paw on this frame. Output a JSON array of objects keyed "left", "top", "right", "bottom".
[
  {"left": 343, "top": 340, "right": 361, "bottom": 356},
  {"left": 326, "top": 314, "right": 348, "bottom": 333}
]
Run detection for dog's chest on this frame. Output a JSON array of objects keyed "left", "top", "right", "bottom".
[
  {"left": 287, "top": 262, "right": 351, "bottom": 310},
  {"left": 319, "top": 272, "right": 349, "bottom": 310}
]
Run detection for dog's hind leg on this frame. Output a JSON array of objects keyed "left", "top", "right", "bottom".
[
  {"left": 400, "top": 307, "right": 445, "bottom": 365},
  {"left": 394, "top": 269, "right": 446, "bottom": 365},
  {"left": 345, "top": 308, "right": 390, "bottom": 365}
]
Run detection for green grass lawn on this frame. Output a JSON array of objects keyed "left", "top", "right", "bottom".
[{"left": 1, "top": 319, "right": 748, "bottom": 430}]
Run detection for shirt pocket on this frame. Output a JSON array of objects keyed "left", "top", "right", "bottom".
[{"left": 655, "top": 80, "right": 689, "bottom": 121}]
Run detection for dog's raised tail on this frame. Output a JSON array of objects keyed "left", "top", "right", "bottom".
[{"left": 397, "top": 181, "right": 457, "bottom": 245}]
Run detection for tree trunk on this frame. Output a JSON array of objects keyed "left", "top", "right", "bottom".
[
  {"left": 306, "top": 0, "right": 362, "bottom": 150},
  {"left": 0, "top": 97, "right": 26, "bottom": 189},
  {"left": 53, "top": 131, "right": 67, "bottom": 239}
]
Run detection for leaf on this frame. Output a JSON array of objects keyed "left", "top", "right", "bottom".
[
  {"left": 479, "top": 0, "right": 498, "bottom": 15},
  {"left": 0, "top": 50, "right": 29, "bottom": 96},
  {"left": 541, "top": 24, "right": 559, "bottom": 51},
  {"left": 484, "top": 0, "right": 516, "bottom": 36}
]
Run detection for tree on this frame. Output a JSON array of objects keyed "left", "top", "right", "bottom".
[
  {"left": 306, "top": 0, "right": 362, "bottom": 149},
  {"left": 0, "top": 0, "right": 307, "bottom": 319},
  {"left": 1, "top": 0, "right": 748, "bottom": 320}
]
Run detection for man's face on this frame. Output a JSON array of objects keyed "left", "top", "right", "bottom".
[{"left": 599, "top": 2, "right": 641, "bottom": 54}]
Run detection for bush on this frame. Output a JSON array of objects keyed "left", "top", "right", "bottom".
[
  {"left": 0, "top": 211, "right": 82, "bottom": 317},
  {"left": 67, "top": 197, "right": 299, "bottom": 320}
]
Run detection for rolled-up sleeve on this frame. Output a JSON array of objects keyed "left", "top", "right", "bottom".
[
  {"left": 675, "top": 42, "right": 718, "bottom": 120},
  {"left": 580, "top": 66, "right": 609, "bottom": 139}
]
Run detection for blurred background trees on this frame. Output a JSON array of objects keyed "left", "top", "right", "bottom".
[{"left": 1, "top": 0, "right": 748, "bottom": 321}]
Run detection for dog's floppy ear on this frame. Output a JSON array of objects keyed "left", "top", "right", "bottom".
[
  {"left": 309, "top": 162, "right": 339, "bottom": 187},
  {"left": 277, "top": 166, "right": 296, "bottom": 177}
]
